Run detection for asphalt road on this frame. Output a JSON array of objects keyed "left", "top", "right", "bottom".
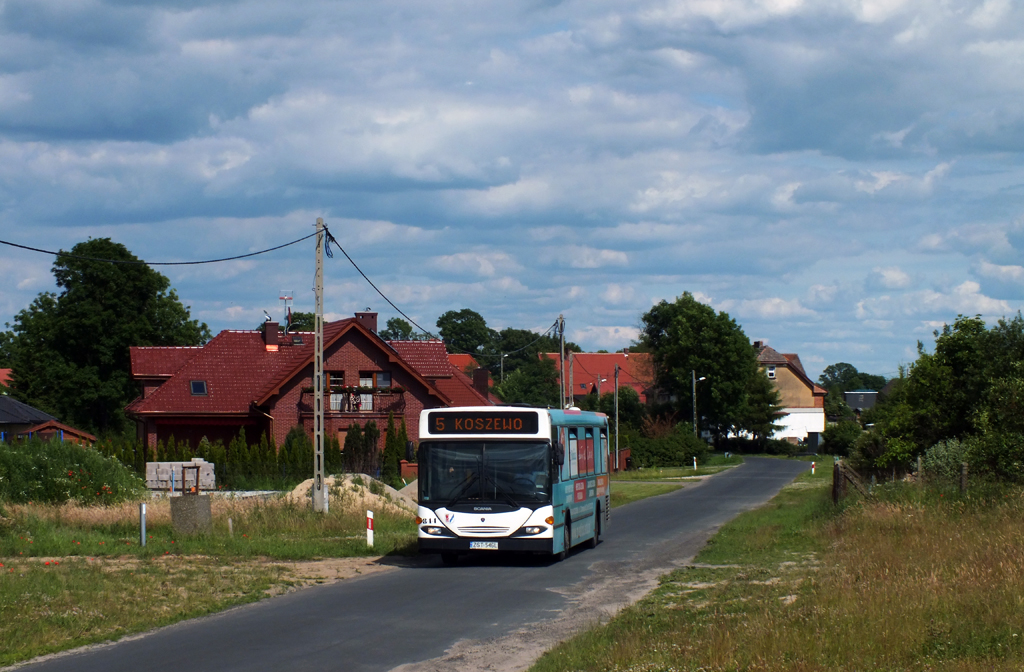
[{"left": 19, "top": 457, "right": 808, "bottom": 672}]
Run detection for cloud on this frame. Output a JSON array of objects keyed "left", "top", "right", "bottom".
[
  {"left": 570, "top": 325, "right": 640, "bottom": 350},
  {"left": 564, "top": 246, "right": 628, "bottom": 269},
  {"left": 430, "top": 251, "right": 521, "bottom": 277},
  {"left": 856, "top": 281, "right": 1012, "bottom": 320},
  {"left": 719, "top": 297, "right": 816, "bottom": 319},
  {"left": 868, "top": 266, "right": 913, "bottom": 290}
]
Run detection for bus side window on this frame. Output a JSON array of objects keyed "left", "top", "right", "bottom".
[
  {"left": 599, "top": 428, "right": 608, "bottom": 474},
  {"left": 568, "top": 428, "right": 579, "bottom": 479},
  {"left": 584, "top": 428, "right": 595, "bottom": 475}
]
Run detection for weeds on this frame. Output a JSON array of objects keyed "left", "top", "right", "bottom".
[{"left": 533, "top": 465, "right": 1024, "bottom": 671}]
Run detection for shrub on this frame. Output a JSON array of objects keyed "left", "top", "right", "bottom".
[
  {"left": 624, "top": 424, "right": 709, "bottom": 468},
  {"left": 823, "top": 420, "right": 862, "bottom": 456},
  {"left": 922, "top": 437, "right": 971, "bottom": 482},
  {"left": 0, "top": 437, "right": 146, "bottom": 504}
]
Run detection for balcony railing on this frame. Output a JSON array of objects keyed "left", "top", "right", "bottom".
[{"left": 299, "top": 390, "right": 406, "bottom": 416}]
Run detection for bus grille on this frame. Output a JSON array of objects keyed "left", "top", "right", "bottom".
[{"left": 458, "top": 526, "right": 509, "bottom": 535}]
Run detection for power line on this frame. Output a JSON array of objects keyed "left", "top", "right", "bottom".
[
  {"left": 0, "top": 231, "right": 319, "bottom": 266},
  {"left": 321, "top": 224, "right": 559, "bottom": 357}
]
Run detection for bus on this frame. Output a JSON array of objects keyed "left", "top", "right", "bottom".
[{"left": 415, "top": 406, "right": 610, "bottom": 564}]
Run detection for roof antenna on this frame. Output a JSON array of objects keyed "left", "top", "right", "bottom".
[{"left": 263, "top": 310, "right": 272, "bottom": 322}]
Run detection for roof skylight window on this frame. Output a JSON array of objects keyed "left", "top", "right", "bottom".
[{"left": 190, "top": 380, "right": 208, "bottom": 396}]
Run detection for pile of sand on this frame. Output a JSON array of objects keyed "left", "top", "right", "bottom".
[{"left": 285, "top": 474, "right": 418, "bottom": 516}]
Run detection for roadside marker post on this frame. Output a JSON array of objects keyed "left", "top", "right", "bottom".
[
  {"left": 812, "top": 461, "right": 816, "bottom": 475},
  {"left": 139, "top": 503, "right": 146, "bottom": 547},
  {"left": 693, "top": 457, "right": 697, "bottom": 471},
  {"left": 367, "top": 511, "right": 374, "bottom": 548}
]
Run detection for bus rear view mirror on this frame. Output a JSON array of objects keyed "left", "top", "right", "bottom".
[
  {"left": 554, "top": 441, "right": 565, "bottom": 466},
  {"left": 406, "top": 441, "right": 415, "bottom": 462}
]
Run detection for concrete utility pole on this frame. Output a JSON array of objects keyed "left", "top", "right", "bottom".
[
  {"left": 568, "top": 352, "right": 574, "bottom": 407},
  {"left": 614, "top": 364, "right": 619, "bottom": 472},
  {"left": 313, "top": 218, "right": 328, "bottom": 513}
]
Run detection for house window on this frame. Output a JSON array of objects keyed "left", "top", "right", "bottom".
[
  {"left": 328, "top": 371, "right": 346, "bottom": 411},
  {"left": 190, "top": 380, "right": 208, "bottom": 396},
  {"left": 359, "top": 371, "right": 391, "bottom": 388},
  {"left": 767, "top": 366, "right": 776, "bottom": 379}
]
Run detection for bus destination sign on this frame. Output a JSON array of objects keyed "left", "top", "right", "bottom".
[{"left": 428, "top": 411, "right": 539, "bottom": 435}]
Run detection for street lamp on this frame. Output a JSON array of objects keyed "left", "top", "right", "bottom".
[
  {"left": 692, "top": 371, "right": 708, "bottom": 438},
  {"left": 596, "top": 377, "right": 607, "bottom": 398},
  {"left": 501, "top": 353, "right": 509, "bottom": 382}
]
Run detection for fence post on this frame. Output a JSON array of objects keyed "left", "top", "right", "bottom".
[
  {"left": 917, "top": 455, "right": 923, "bottom": 483},
  {"left": 960, "top": 462, "right": 968, "bottom": 495},
  {"left": 832, "top": 460, "right": 841, "bottom": 505}
]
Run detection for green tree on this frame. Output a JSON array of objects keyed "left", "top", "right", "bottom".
[
  {"left": 639, "top": 293, "right": 759, "bottom": 437},
  {"left": 381, "top": 412, "right": 402, "bottom": 485},
  {"left": 484, "top": 327, "right": 577, "bottom": 380},
  {"left": 818, "top": 362, "right": 886, "bottom": 392},
  {"left": 3, "top": 239, "right": 210, "bottom": 434},
  {"left": 380, "top": 317, "right": 416, "bottom": 340},
  {"left": 493, "top": 356, "right": 560, "bottom": 406},
  {"left": 343, "top": 423, "right": 366, "bottom": 474},
  {"left": 436, "top": 309, "right": 496, "bottom": 354},
  {"left": 737, "top": 370, "right": 785, "bottom": 446}
]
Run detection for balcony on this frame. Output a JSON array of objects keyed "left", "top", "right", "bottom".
[{"left": 299, "top": 389, "right": 406, "bottom": 416}]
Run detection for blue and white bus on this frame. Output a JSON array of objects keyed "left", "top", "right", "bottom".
[{"left": 415, "top": 406, "right": 610, "bottom": 564}]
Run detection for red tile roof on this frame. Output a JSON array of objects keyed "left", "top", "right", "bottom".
[
  {"left": 0, "top": 368, "right": 11, "bottom": 388},
  {"left": 540, "top": 352, "right": 655, "bottom": 401},
  {"left": 448, "top": 354, "right": 480, "bottom": 375},
  {"left": 22, "top": 420, "right": 96, "bottom": 443},
  {"left": 388, "top": 340, "right": 454, "bottom": 378},
  {"left": 434, "top": 367, "right": 492, "bottom": 406},
  {"left": 127, "top": 320, "right": 488, "bottom": 418},
  {"left": 130, "top": 347, "right": 202, "bottom": 378}
]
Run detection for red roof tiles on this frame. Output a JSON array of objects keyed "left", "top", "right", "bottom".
[
  {"left": 130, "top": 347, "right": 202, "bottom": 378},
  {"left": 541, "top": 352, "right": 655, "bottom": 401},
  {"left": 388, "top": 341, "right": 454, "bottom": 378}
]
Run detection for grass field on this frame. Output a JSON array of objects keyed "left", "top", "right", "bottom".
[
  {"left": 532, "top": 462, "right": 1024, "bottom": 672},
  {"left": 610, "top": 482, "right": 683, "bottom": 508},
  {"left": 611, "top": 454, "right": 744, "bottom": 481}
]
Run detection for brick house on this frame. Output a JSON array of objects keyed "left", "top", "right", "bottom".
[
  {"left": 126, "top": 312, "right": 490, "bottom": 452},
  {"left": 754, "top": 342, "right": 826, "bottom": 445}
]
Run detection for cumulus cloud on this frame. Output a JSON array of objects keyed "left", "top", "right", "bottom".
[{"left": 2, "top": 0, "right": 1024, "bottom": 373}]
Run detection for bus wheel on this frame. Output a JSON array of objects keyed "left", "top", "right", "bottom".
[
  {"left": 589, "top": 505, "right": 601, "bottom": 549},
  {"left": 557, "top": 516, "right": 571, "bottom": 561},
  {"left": 441, "top": 552, "right": 458, "bottom": 566}
]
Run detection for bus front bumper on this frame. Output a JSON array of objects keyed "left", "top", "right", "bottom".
[{"left": 419, "top": 537, "right": 552, "bottom": 554}]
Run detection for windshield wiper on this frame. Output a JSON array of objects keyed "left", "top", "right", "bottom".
[
  {"left": 482, "top": 472, "right": 520, "bottom": 509},
  {"left": 445, "top": 473, "right": 479, "bottom": 508}
]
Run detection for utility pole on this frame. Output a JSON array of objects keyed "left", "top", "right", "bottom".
[
  {"left": 568, "top": 352, "right": 574, "bottom": 407},
  {"left": 312, "top": 218, "right": 327, "bottom": 513},
  {"left": 692, "top": 370, "right": 707, "bottom": 438},
  {"left": 614, "top": 364, "right": 619, "bottom": 472},
  {"left": 558, "top": 315, "right": 566, "bottom": 408}
]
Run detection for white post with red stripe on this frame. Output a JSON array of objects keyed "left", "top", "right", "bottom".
[
  {"left": 812, "top": 461, "right": 816, "bottom": 475},
  {"left": 367, "top": 510, "right": 374, "bottom": 548}
]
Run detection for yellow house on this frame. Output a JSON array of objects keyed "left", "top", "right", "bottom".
[{"left": 754, "top": 342, "right": 826, "bottom": 446}]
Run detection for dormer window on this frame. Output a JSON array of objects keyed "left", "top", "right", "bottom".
[
  {"left": 190, "top": 380, "right": 208, "bottom": 396},
  {"left": 767, "top": 366, "right": 776, "bottom": 379}
]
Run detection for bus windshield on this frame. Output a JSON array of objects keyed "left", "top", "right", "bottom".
[{"left": 420, "top": 441, "right": 552, "bottom": 507}]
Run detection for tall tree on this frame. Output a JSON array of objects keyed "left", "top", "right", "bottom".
[
  {"left": 639, "top": 292, "right": 759, "bottom": 436},
  {"left": 3, "top": 239, "right": 210, "bottom": 434},
  {"left": 818, "top": 362, "right": 886, "bottom": 392},
  {"left": 436, "top": 309, "right": 495, "bottom": 354},
  {"left": 493, "top": 356, "right": 560, "bottom": 407},
  {"left": 379, "top": 317, "right": 416, "bottom": 340}
]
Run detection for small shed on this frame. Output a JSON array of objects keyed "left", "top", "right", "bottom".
[{"left": 17, "top": 420, "right": 97, "bottom": 445}]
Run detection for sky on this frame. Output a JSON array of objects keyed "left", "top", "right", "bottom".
[{"left": 2, "top": 0, "right": 1024, "bottom": 383}]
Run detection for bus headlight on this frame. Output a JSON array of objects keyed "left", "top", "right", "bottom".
[
  {"left": 422, "top": 526, "right": 447, "bottom": 536},
  {"left": 518, "top": 526, "right": 546, "bottom": 536}
]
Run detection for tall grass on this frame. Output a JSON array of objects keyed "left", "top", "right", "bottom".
[
  {"left": 0, "top": 438, "right": 146, "bottom": 504},
  {"left": 533, "top": 468, "right": 1024, "bottom": 671}
]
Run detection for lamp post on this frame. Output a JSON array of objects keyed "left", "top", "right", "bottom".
[
  {"left": 692, "top": 371, "right": 708, "bottom": 438},
  {"left": 501, "top": 353, "right": 508, "bottom": 382},
  {"left": 597, "top": 377, "right": 607, "bottom": 398}
]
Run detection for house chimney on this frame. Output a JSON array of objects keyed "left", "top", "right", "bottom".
[
  {"left": 473, "top": 368, "right": 490, "bottom": 398},
  {"left": 264, "top": 323, "right": 279, "bottom": 351},
  {"left": 753, "top": 340, "right": 763, "bottom": 349},
  {"left": 355, "top": 311, "right": 378, "bottom": 333}
]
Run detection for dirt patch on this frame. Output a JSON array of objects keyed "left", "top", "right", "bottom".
[
  {"left": 262, "top": 556, "right": 397, "bottom": 594},
  {"left": 286, "top": 474, "right": 417, "bottom": 515}
]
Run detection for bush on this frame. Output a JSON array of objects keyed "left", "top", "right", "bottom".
[
  {"left": 0, "top": 437, "right": 146, "bottom": 504},
  {"left": 823, "top": 421, "right": 862, "bottom": 456},
  {"left": 624, "top": 424, "right": 709, "bottom": 468},
  {"left": 965, "top": 431, "right": 1024, "bottom": 483},
  {"left": 922, "top": 437, "right": 971, "bottom": 482}
]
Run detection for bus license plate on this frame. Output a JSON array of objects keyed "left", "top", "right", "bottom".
[{"left": 470, "top": 541, "right": 498, "bottom": 550}]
